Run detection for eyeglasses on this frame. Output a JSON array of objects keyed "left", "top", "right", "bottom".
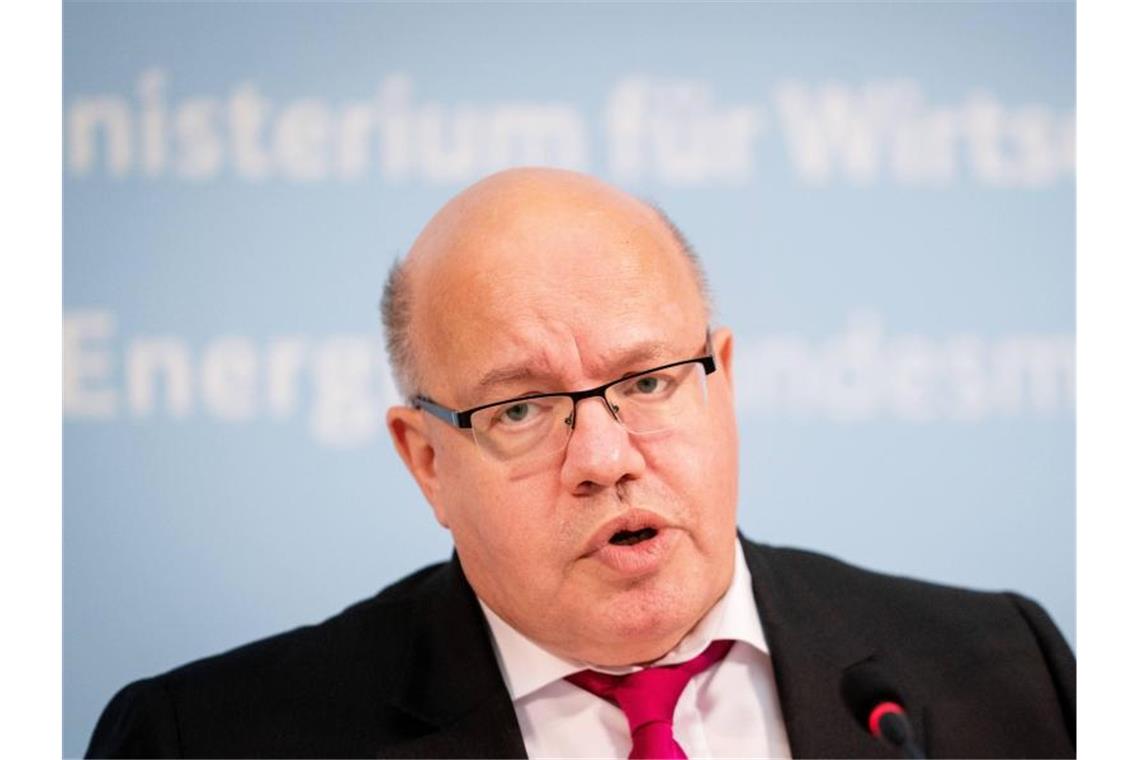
[{"left": 413, "top": 336, "right": 717, "bottom": 462}]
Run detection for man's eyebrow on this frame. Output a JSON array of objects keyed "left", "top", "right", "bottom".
[
  {"left": 601, "top": 340, "right": 677, "bottom": 376},
  {"left": 474, "top": 364, "right": 552, "bottom": 394},
  {"left": 473, "top": 340, "right": 678, "bottom": 396}
]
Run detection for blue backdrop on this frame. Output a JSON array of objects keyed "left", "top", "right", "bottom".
[{"left": 63, "top": 3, "right": 1074, "bottom": 756}]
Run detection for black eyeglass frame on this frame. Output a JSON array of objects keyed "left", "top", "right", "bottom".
[{"left": 412, "top": 337, "right": 717, "bottom": 431}]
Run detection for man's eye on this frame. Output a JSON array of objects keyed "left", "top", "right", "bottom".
[
  {"left": 501, "top": 402, "right": 533, "bottom": 423},
  {"left": 633, "top": 376, "right": 663, "bottom": 394}
]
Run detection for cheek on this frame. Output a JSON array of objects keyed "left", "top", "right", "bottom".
[
  {"left": 437, "top": 453, "right": 564, "bottom": 570},
  {"left": 641, "top": 413, "right": 739, "bottom": 533},
  {"left": 698, "top": 385, "right": 740, "bottom": 481},
  {"left": 701, "top": 404, "right": 740, "bottom": 519}
]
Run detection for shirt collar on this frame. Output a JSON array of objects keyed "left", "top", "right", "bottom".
[{"left": 479, "top": 538, "right": 770, "bottom": 701}]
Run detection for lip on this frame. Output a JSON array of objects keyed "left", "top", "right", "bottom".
[{"left": 582, "top": 510, "right": 680, "bottom": 576}]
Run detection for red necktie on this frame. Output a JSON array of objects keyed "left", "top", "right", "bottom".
[{"left": 565, "top": 639, "right": 734, "bottom": 759}]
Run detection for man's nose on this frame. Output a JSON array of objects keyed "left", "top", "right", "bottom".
[{"left": 560, "top": 396, "right": 646, "bottom": 495}]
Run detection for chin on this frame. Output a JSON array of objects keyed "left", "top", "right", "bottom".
[{"left": 585, "top": 578, "right": 709, "bottom": 664}]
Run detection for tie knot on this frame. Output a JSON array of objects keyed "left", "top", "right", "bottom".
[{"left": 566, "top": 640, "right": 734, "bottom": 759}]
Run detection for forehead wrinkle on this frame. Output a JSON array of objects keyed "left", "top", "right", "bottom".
[
  {"left": 593, "top": 339, "right": 678, "bottom": 374},
  {"left": 473, "top": 361, "right": 560, "bottom": 399},
  {"left": 460, "top": 329, "right": 574, "bottom": 405},
  {"left": 470, "top": 335, "right": 695, "bottom": 407}
]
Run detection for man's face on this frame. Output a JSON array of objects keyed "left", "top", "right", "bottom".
[{"left": 388, "top": 171, "right": 739, "bottom": 666}]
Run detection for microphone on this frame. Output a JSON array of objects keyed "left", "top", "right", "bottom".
[{"left": 840, "top": 661, "right": 926, "bottom": 759}]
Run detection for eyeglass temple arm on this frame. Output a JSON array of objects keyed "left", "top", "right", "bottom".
[{"left": 412, "top": 396, "right": 468, "bottom": 428}]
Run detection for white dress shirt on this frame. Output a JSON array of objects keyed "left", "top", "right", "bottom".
[{"left": 479, "top": 539, "right": 792, "bottom": 759}]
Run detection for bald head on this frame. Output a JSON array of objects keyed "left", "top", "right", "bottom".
[{"left": 381, "top": 168, "right": 710, "bottom": 399}]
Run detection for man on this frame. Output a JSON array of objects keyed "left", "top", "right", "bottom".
[{"left": 88, "top": 169, "right": 1075, "bottom": 758}]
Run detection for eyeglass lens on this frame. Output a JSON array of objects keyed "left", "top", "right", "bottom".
[{"left": 468, "top": 362, "right": 708, "bottom": 461}]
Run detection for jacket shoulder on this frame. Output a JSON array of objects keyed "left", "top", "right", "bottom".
[
  {"left": 747, "top": 540, "right": 1069, "bottom": 646},
  {"left": 742, "top": 539, "right": 1076, "bottom": 753},
  {"left": 754, "top": 540, "right": 1010, "bottom": 599},
  {"left": 86, "top": 560, "right": 454, "bottom": 758},
  {"left": 162, "top": 558, "right": 449, "bottom": 697}
]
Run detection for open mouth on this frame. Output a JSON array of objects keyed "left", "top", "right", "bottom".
[
  {"left": 609, "top": 527, "right": 659, "bottom": 546},
  {"left": 587, "top": 515, "right": 673, "bottom": 573}
]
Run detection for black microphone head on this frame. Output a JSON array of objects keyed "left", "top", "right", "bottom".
[{"left": 840, "top": 660, "right": 906, "bottom": 728}]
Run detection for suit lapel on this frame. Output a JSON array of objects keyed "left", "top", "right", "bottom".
[
  {"left": 378, "top": 540, "right": 928, "bottom": 759},
  {"left": 376, "top": 555, "right": 527, "bottom": 758},
  {"left": 742, "top": 539, "right": 926, "bottom": 759},
  {"left": 380, "top": 697, "right": 526, "bottom": 759}
]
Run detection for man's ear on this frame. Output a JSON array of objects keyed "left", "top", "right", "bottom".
[
  {"left": 713, "top": 326, "right": 735, "bottom": 392},
  {"left": 387, "top": 406, "right": 449, "bottom": 528}
]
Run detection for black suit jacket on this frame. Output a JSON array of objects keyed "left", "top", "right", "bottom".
[{"left": 87, "top": 539, "right": 1076, "bottom": 758}]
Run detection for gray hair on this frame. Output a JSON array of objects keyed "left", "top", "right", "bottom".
[
  {"left": 379, "top": 205, "right": 713, "bottom": 402},
  {"left": 380, "top": 255, "right": 420, "bottom": 401}
]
